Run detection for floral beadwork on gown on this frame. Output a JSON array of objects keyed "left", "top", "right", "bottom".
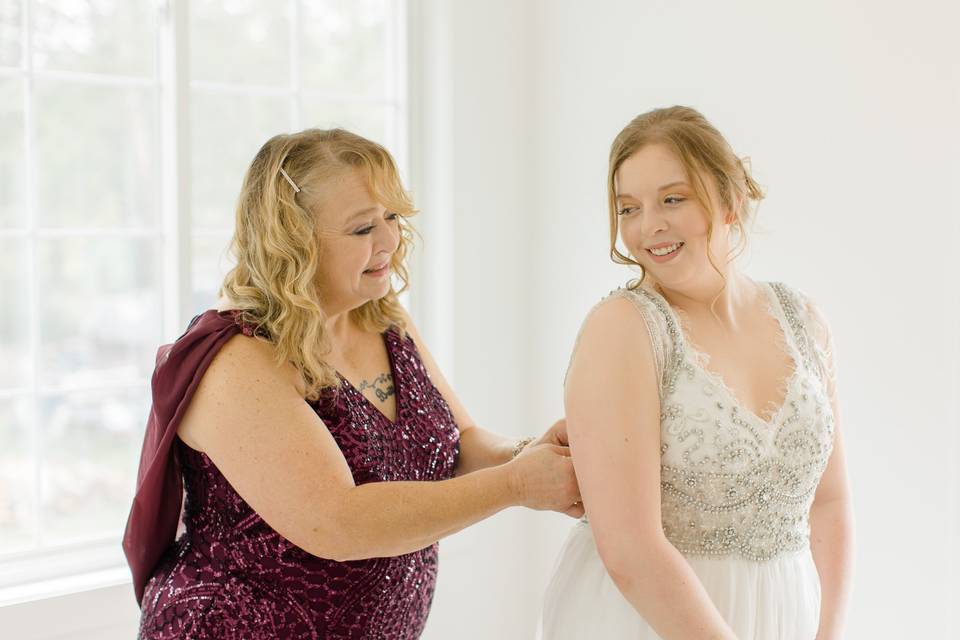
[
  {"left": 608, "top": 282, "right": 834, "bottom": 562},
  {"left": 138, "top": 311, "right": 460, "bottom": 640}
]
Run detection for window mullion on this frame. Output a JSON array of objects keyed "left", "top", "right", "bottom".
[
  {"left": 393, "top": 0, "right": 409, "bottom": 180},
  {"left": 159, "top": 0, "right": 193, "bottom": 338},
  {"left": 289, "top": 0, "right": 300, "bottom": 128},
  {"left": 22, "top": 0, "right": 41, "bottom": 553}
]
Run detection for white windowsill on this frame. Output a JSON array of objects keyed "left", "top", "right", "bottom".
[
  {"left": 0, "top": 566, "right": 131, "bottom": 608},
  {"left": 0, "top": 568, "right": 140, "bottom": 640}
]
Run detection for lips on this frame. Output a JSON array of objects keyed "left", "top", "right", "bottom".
[
  {"left": 363, "top": 262, "right": 390, "bottom": 278},
  {"left": 647, "top": 241, "right": 684, "bottom": 257}
]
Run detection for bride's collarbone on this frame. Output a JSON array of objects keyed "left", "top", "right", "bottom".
[{"left": 681, "top": 324, "right": 795, "bottom": 418}]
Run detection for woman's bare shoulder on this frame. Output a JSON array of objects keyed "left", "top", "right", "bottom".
[{"left": 177, "top": 332, "right": 307, "bottom": 450}]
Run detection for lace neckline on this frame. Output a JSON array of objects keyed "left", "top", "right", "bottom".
[{"left": 643, "top": 281, "right": 803, "bottom": 427}]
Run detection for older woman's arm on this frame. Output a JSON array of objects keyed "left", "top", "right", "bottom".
[
  {"left": 398, "top": 309, "right": 569, "bottom": 478},
  {"left": 177, "top": 333, "right": 580, "bottom": 562},
  {"left": 565, "top": 296, "right": 737, "bottom": 640},
  {"left": 807, "top": 302, "right": 854, "bottom": 640}
]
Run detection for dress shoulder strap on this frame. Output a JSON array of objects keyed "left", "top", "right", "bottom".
[
  {"left": 767, "top": 282, "right": 830, "bottom": 387},
  {"left": 563, "top": 286, "right": 680, "bottom": 394}
]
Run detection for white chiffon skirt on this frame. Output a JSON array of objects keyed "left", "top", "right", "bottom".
[{"left": 539, "top": 521, "right": 821, "bottom": 640}]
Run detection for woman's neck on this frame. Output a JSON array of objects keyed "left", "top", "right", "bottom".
[{"left": 650, "top": 269, "right": 758, "bottom": 328}]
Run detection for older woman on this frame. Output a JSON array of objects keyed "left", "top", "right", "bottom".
[{"left": 124, "top": 128, "right": 581, "bottom": 639}]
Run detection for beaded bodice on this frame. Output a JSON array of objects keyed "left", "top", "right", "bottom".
[{"left": 608, "top": 282, "right": 834, "bottom": 562}]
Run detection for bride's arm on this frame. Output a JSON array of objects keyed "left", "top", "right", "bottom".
[
  {"left": 807, "top": 302, "right": 854, "bottom": 640},
  {"left": 565, "top": 297, "right": 736, "bottom": 640}
]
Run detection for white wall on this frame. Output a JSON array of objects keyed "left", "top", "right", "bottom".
[{"left": 416, "top": 0, "right": 547, "bottom": 637}]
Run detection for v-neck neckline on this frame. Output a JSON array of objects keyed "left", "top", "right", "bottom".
[
  {"left": 336, "top": 329, "right": 401, "bottom": 427},
  {"left": 213, "top": 309, "right": 404, "bottom": 425},
  {"left": 648, "top": 281, "right": 801, "bottom": 428}
]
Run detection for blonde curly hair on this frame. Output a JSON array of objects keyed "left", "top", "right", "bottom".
[
  {"left": 220, "top": 128, "right": 415, "bottom": 401},
  {"left": 607, "top": 106, "right": 765, "bottom": 290}
]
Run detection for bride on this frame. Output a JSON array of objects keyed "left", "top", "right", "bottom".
[{"left": 540, "top": 106, "right": 853, "bottom": 639}]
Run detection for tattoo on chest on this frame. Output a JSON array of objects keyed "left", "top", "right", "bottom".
[{"left": 356, "top": 372, "right": 395, "bottom": 403}]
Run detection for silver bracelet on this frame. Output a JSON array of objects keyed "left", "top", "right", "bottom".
[{"left": 511, "top": 436, "right": 536, "bottom": 458}]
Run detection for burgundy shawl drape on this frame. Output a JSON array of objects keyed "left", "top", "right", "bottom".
[{"left": 122, "top": 310, "right": 243, "bottom": 604}]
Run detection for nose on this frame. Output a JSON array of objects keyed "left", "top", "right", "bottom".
[
  {"left": 374, "top": 216, "right": 400, "bottom": 256},
  {"left": 638, "top": 205, "right": 668, "bottom": 238}
]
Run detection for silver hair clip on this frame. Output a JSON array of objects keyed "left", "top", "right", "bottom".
[{"left": 279, "top": 167, "right": 301, "bottom": 193}]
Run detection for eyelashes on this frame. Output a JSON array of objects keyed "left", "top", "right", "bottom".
[
  {"left": 616, "top": 196, "right": 686, "bottom": 216},
  {"left": 354, "top": 212, "right": 400, "bottom": 235}
]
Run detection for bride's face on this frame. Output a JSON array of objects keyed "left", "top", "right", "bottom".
[{"left": 614, "top": 143, "right": 733, "bottom": 289}]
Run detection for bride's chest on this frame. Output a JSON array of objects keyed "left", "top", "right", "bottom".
[{"left": 659, "top": 363, "right": 834, "bottom": 475}]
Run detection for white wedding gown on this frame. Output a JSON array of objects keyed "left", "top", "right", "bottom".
[{"left": 540, "top": 282, "right": 834, "bottom": 640}]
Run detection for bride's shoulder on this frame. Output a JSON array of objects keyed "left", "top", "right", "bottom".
[
  {"left": 763, "top": 280, "right": 834, "bottom": 352},
  {"left": 576, "top": 284, "right": 674, "bottom": 350},
  {"left": 587, "top": 284, "right": 675, "bottom": 335},
  {"left": 565, "top": 284, "right": 672, "bottom": 388},
  {"left": 593, "top": 283, "right": 664, "bottom": 314},
  {"left": 764, "top": 281, "right": 828, "bottom": 322}
]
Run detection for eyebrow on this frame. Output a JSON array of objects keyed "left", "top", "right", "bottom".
[
  {"left": 344, "top": 206, "right": 380, "bottom": 225},
  {"left": 616, "top": 181, "right": 689, "bottom": 199}
]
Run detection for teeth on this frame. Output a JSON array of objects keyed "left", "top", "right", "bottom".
[{"left": 650, "top": 242, "right": 683, "bottom": 256}]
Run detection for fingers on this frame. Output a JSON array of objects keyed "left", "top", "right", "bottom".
[
  {"left": 527, "top": 442, "right": 572, "bottom": 457},
  {"left": 552, "top": 417, "right": 569, "bottom": 446},
  {"left": 546, "top": 443, "right": 572, "bottom": 456},
  {"left": 562, "top": 502, "right": 585, "bottom": 518}
]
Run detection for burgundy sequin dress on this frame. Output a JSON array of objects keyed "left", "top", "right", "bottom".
[{"left": 133, "top": 310, "right": 460, "bottom": 639}]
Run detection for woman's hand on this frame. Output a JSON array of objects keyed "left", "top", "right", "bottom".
[
  {"left": 507, "top": 443, "right": 583, "bottom": 518},
  {"left": 529, "top": 417, "right": 569, "bottom": 448}
]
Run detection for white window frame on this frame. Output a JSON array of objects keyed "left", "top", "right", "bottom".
[{"left": 0, "top": 0, "right": 410, "bottom": 612}]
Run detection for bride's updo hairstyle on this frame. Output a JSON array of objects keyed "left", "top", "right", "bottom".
[{"left": 606, "top": 105, "right": 765, "bottom": 288}]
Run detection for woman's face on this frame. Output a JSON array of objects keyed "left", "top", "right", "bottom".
[
  {"left": 615, "top": 143, "right": 732, "bottom": 290},
  {"left": 313, "top": 169, "right": 401, "bottom": 315}
]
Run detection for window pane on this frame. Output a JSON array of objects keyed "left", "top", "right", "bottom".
[
  {"left": 191, "top": 0, "right": 289, "bottom": 87},
  {"left": 34, "top": 81, "right": 158, "bottom": 228},
  {"left": 39, "top": 387, "right": 147, "bottom": 544},
  {"left": 300, "top": 99, "right": 392, "bottom": 148},
  {"left": 300, "top": 0, "right": 389, "bottom": 97},
  {"left": 191, "top": 90, "right": 289, "bottom": 229},
  {"left": 0, "top": 397, "right": 35, "bottom": 555},
  {"left": 0, "top": 239, "right": 30, "bottom": 389},
  {"left": 0, "top": 77, "right": 24, "bottom": 228},
  {"left": 0, "top": 0, "right": 20, "bottom": 68},
  {"left": 191, "top": 232, "right": 233, "bottom": 316},
  {"left": 37, "top": 237, "right": 161, "bottom": 388},
  {"left": 32, "top": 0, "right": 156, "bottom": 77}
]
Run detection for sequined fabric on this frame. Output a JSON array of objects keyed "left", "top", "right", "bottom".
[
  {"left": 599, "top": 282, "right": 835, "bottom": 561},
  {"left": 138, "top": 312, "right": 460, "bottom": 640}
]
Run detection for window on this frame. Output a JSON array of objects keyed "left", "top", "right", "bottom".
[{"left": 0, "top": 0, "right": 407, "bottom": 593}]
